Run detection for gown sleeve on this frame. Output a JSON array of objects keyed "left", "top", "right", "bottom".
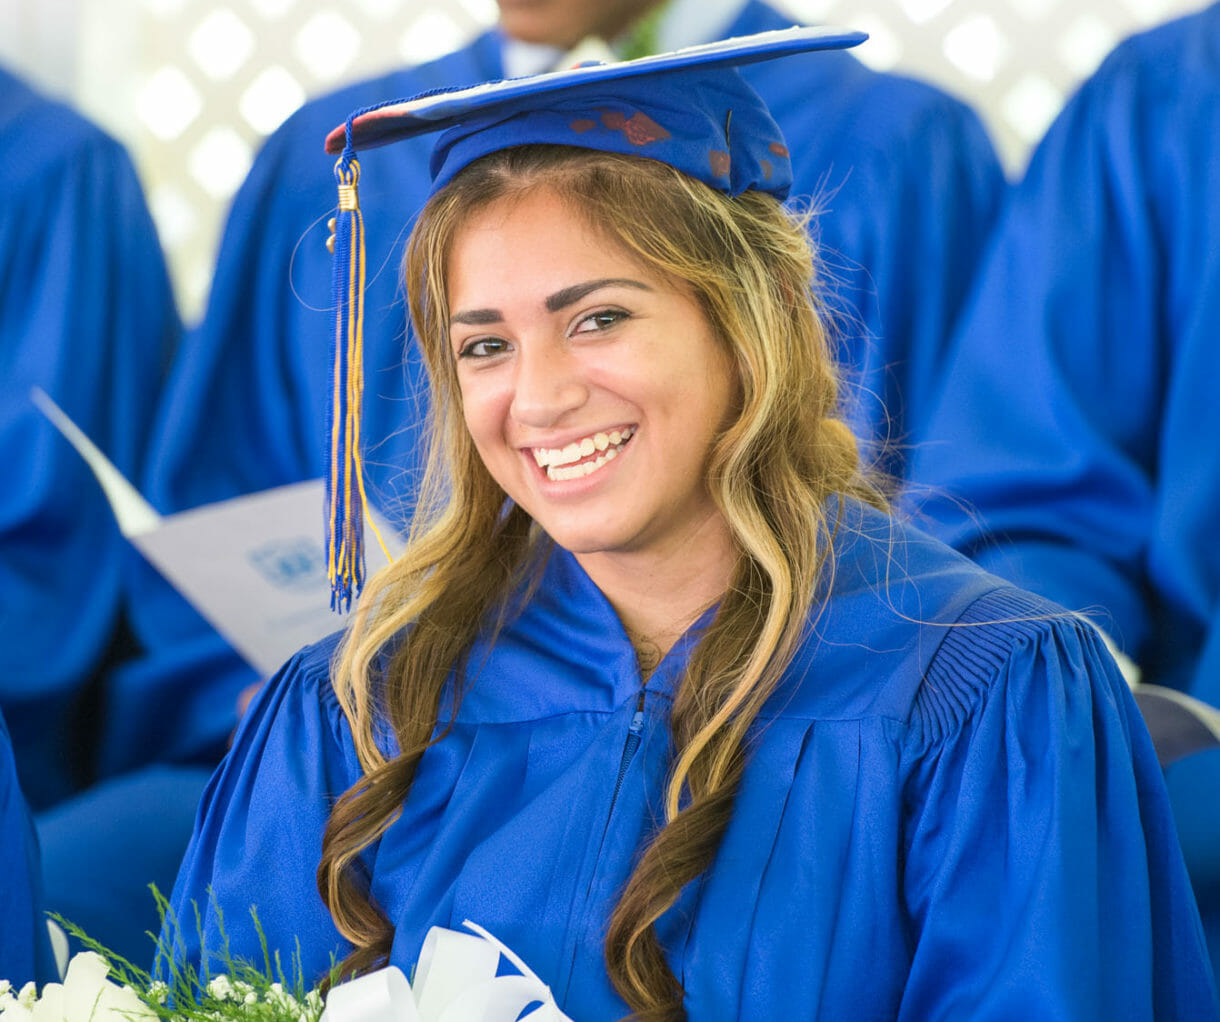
[
  {"left": 162, "top": 638, "right": 361, "bottom": 985},
  {"left": 899, "top": 598, "right": 1216, "bottom": 1019}
]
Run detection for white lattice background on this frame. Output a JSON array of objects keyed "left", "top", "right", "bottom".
[{"left": 0, "top": 0, "right": 1206, "bottom": 321}]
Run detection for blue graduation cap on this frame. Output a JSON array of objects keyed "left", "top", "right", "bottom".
[{"left": 321, "top": 25, "right": 867, "bottom": 610}]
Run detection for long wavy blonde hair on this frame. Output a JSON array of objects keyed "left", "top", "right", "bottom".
[{"left": 317, "top": 144, "right": 886, "bottom": 1020}]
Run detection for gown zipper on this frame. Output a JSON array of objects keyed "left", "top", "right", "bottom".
[
  {"left": 609, "top": 691, "right": 647, "bottom": 813},
  {"left": 561, "top": 694, "right": 648, "bottom": 1000}
]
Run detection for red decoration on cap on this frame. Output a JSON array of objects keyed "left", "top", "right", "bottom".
[{"left": 600, "top": 110, "right": 671, "bottom": 146}]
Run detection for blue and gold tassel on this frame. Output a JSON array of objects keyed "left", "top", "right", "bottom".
[{"left": 326, "top": 136, "right": 370, "bottom": 611}]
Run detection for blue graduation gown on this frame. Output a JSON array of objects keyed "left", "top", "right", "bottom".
[
  {"left": 906, "top": 3, "right": 1220, "bottom": 979},
  {"left": 116, "top": 0, "right": 1002, "bottom": 773},
  {"left": 167, "top": 507, "right": 1215, "bottom": 1018},
  {"left": 0, "top": 709, "right": 55, "bottom": 986},
  {"left": 0, "top": 68, "right": 179, "bottom": 805}
]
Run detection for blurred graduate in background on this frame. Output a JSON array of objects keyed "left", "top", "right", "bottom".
[
  {"left": 909, "top": 0, "right": 1220, "bottom": 978},
  {"left": 0, "top": 65, "right": 179, "bottom": 809}
]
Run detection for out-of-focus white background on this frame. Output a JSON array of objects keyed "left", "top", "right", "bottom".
[{"left": 0, "top": 0, "right": 1205, "bottom": 321}]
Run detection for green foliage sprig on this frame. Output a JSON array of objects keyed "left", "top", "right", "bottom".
[{"left": 2, "top": 887, "right": 337, "bottom": 1022}]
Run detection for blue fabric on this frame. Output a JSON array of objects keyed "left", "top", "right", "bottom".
[
  {"left": 423, "top": 67, "right": 793, "bottom": 197},
  {"left": 0, "top": 708, "right": 55, "bottom": 986},
  {"left": 1165, "top": 747, "right": 1220, "bottom": 981},
  {"left": 0, "top": 67, "right": 179, "bottom": 807},
  {"left": 905, "top": 4, "right": 1220, "bottom": 977},
  {"left": 165, "top": 505, "right": 1215, "bottom": 1017},
  {"left": 37, "top": 764, "right": 212, "bottom": 968},
  {"left": 120, "top": 0, "right": 1003, "bottom": 771}
]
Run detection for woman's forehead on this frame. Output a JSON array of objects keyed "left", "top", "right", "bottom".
[
  {"left": 446, "top": 190, "right": 661, "bottom": 302},
  {"left": 448, "top": 185, "right": 646, "bottom": 267}
]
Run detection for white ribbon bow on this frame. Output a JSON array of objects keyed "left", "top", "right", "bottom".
[{"left": 321, "top": 921, "right": 574, "bottom": 1022}]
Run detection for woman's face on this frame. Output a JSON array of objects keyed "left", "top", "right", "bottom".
[{"left": 447, "top": 187, "right": 738, "bottom": 569}]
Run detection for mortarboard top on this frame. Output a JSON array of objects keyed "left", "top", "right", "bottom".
[
  {"left": 322, "top": 25, "right": 867, "bottom": 611},
  {"left": 325, "top": 26, "right": 866, "bottom": 200}
]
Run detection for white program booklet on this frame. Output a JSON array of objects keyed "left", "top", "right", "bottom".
[{"left": 33, "top": 388, "right": 398, "bottom": 678}]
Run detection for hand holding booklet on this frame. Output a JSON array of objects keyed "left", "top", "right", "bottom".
[{"left": 31, "top": 387, "right": 397, "bottom": 678}]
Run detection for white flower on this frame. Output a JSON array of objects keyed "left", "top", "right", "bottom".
[
  {"left": 0, "top": 981, "right": 32, "bottom": 1022},
  {"left": 0, "top": 996, "right": 34, "bottom": 1022},
  {"left": 266, "top": 982, "right": 304, "bottom": 1014},
  {"left": 0, "top": 953, "right": 155, "bottom": 1022},
  {"left": 61, "top": 952, "right": 154, "bottom": 1022},
  {"left": 205, "top": 975, "right": 234, "bottom": 1001},
  {"left": 30, "top": 976, "right": 66, "bottom": 1022},
  {"left": 0, "top": 983, "right": 39, "bottom": 1020}
]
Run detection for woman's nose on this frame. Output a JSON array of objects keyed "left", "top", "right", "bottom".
[{"left": 510, "top": 344, "right": 589, "bottom": 427}]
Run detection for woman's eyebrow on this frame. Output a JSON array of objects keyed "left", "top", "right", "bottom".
[
  {"left": 544, "top": 277, "right": 652, "bottom": 312},
  {"left": 449, "top": 278, "right": 652, "bottom": 326},
  {"left": 450, "top": 308, "right": 503, "bottom": 326}
]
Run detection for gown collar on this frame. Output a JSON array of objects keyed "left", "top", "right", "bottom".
[{"left": 452, "top": 544, "right": 715, "bottom": 721}]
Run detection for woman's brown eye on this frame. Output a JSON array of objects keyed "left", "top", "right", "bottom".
[
  {"left": 576, "top": 310, "right": 627, "bottom": 334},
  {"left": 459, "top": 338, "right": 508, "bottom": 358}
]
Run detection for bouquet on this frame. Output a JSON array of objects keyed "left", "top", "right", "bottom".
[
  {"left": 0, "top": 893, "right": 324, "bottom": 1022},
  {"left": 0, "top": 893, "right": 570, "bottom": 1022}
]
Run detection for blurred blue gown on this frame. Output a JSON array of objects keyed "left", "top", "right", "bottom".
[
  {"left": 1, "top": 708, "right": 55, "bottom": 986},
  {"left": 114, "top": 0, "right": 1004, "bottom": 773},
  {"left": 907, "top": 2, "right": 1220, "bottom": 975},
  {"left": 167, "top": 506, "right": 1216, "bottom": 1018},
  {"left": 0, "top": 67, "right": 178, "bottom": 808}
]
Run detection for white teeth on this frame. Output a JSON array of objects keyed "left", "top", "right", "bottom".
[
  {"left": 539, "top": 426, "right": 633, "bottom": 481},
  {"left": 534, "top": 426, "right": 633, "bottom": 471}
]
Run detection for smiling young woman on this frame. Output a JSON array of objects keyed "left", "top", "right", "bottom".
[
  {"left": 322, "top": 139, "right": 890, "bottom": 1013},
  {"left": 164, "top": 31, "right": 1215, "bottom": 1022}
]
